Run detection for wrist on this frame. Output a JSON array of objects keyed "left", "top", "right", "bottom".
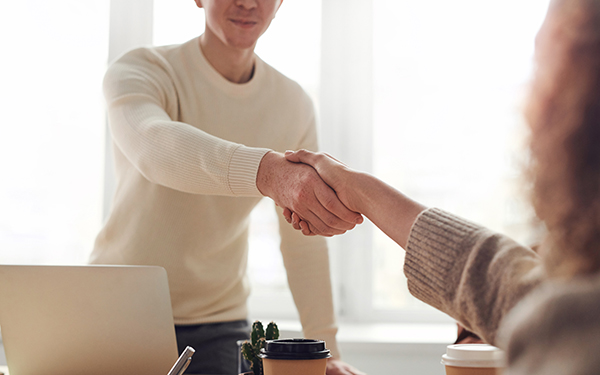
[
  {"left": 349, "top": 171, "right": 375, "bottom": 213},
  {"left": 256, "top": 150, "right": 281, "bottom": 197}
]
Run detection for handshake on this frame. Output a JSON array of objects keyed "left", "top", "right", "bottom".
[{"left": 256, "top": 149, "right": 366, "bottom": 237}]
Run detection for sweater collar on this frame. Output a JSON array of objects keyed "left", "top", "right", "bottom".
[{"left": 187, "top": 36, "right": 264, "bottom": 98}]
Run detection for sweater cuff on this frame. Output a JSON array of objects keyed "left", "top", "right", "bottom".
[
  {"left": 228, "top": 145, "right": 271, "bottom": 196},
  {"left": 403, "top": 208, "right": 482, "bottom": 312}
]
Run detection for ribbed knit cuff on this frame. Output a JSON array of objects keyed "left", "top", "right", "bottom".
[
  {"left": 404, "top": 208, "right": 482, "bottom": 312},
  {"left": 228, "top": 145, "right": 272, "bottom": 196}
]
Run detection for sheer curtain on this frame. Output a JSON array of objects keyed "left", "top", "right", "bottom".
[{"left": 369, "top": 0, "right": 551, "bottom": 316}]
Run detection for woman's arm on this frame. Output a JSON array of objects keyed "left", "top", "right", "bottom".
[
  {"left": 285, "top": 150, "right": 545, "bottom": 345},
  {"left": 284, "top": 150, "right": 426, "bottom": 248}
]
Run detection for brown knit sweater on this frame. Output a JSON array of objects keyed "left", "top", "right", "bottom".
[{"left": 405, "top": 208, "right": 600, "bottom": 375}]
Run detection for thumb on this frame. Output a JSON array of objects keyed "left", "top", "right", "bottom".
[
  {"left": 285, "top": 149, "right": 320, "bottom": 169},
  {"left": 284, "top": 149, "right": 304, "bottom": 163}
]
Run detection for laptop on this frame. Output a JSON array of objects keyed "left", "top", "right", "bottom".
[{"left": 0, "top": 265, "right": 179, "bottom": 375}]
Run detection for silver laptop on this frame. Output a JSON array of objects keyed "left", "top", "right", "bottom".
[{"left": 0, "top": 265, "right": 179, "bottom": 375}]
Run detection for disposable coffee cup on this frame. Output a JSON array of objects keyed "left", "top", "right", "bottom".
[
  {"left": 441, "top": 344, "right": 505, "bottom": 375},
  {"left": 259, "top": 338, "right": 331, "bottom": 375}
]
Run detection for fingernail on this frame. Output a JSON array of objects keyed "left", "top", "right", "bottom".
[{"left": 285, "top": 150, "right": 293, "bottom": 155}]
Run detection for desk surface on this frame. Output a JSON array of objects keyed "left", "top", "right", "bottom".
[{"left": 0, "top": 368, "right": 218, "bottom": 375}]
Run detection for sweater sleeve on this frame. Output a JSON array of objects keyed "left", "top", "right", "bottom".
[
  {"left": 404, "top": 208, "right": 545, "bottom": 345},
  {"left": 104, "top": 48, "right": 271, "bottom": 196}
]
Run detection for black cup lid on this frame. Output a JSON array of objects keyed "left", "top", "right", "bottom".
[{"left": 258, "top": 339, "right": 332, "bottom": 360}]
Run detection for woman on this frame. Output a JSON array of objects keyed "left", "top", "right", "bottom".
[{"left": 284, "top": 0, "right": 600, "bottom": 373}]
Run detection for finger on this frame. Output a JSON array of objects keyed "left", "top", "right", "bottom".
[
  {"left": 298, "top": 207, "right": 346, "bottom": 236},
  {"left": 322, "top": 151, "right": 347, "bottom": 166},
  {"left": 282, "top": 207, "right": 293, "bottom": 223},
  {"left": 289, "top": 195, "right": 343, "bottom": 235},
  {"left": 284, "top": 149, "right": 318, "bottom": 165},
  {"left": 291, "top": 212, "right": 302, "bottom": 231},
  {"left": 299, "top": 220, "right": 317, "bottom": 236},
  {"left": 306, "top": 221, "right": 328, "bottom": 237},
  {"left": 284, "top": 149, "right": 300, "bottom": 162},
  {"left": 313, "top": 188, "right": 362, "bottom": 229}
]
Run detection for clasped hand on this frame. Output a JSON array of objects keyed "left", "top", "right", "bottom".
[
  {"left": 256, "top": 151, "right": 362, "bottom": 237},
  {"left": 260, "top": 150, "right": 362, "bottom": 236}
]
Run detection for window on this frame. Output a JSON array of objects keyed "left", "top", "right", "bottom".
[
  {"left": 369, "top": 0, "right": 551, "bottom": 319},
  {"left": 0, "top": 1, "right": 109, "bottom": 265}
]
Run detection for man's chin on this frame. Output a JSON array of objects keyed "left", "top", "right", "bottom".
[{"left": 227, "top": 37, "right": 259, "bottom": 51}]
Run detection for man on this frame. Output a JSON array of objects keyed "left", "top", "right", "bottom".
[{"left": 91, "top": 0, "right": 364, "bottom": 374}]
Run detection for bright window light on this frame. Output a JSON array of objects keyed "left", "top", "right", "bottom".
[
  {"left": 0, "top": 2, "right": 109, "bottom": 265},
  {"left": 371, "top": 0, "right": 551, "bottom": 311}
]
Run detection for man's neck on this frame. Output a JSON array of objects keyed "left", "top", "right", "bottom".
[{"left": 199, "top": 31, "right": 256, "bottom": 84}]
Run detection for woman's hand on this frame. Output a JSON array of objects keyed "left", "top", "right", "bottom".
[{"left": 284, "top": 149, "right": 427, "bottom": 247}]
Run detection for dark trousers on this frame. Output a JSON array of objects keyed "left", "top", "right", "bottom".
[{"left": 175, "top": 320, "right": 250, "bottom": 375}]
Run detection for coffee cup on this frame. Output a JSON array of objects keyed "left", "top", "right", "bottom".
[
  {"left": 259, "top": 338, "right": 331, "bottom": 375},
  {"left": 441, "top": 344, "right": 505, "bottom": 375}
]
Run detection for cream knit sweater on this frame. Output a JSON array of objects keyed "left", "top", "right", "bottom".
[{"left": 90, "top": 37, "right": 340, "bottom": 357}]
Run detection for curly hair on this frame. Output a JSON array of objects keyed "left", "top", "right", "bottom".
[{"left": 527, "top": 0, "right": 600, "bottom": 277}]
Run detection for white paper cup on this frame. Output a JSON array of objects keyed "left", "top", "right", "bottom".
[{"left": 441, "top": 344, "right": 505, "bottom": 375}]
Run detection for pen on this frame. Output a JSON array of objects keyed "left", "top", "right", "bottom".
[{"left": 167, "top": 346, "right": 195, "bottom": 375}]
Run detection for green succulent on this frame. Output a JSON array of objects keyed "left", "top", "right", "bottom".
[{"left": 241, "top": 320, "right": 279, "bottom": 375}]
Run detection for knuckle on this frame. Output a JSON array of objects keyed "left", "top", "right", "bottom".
[{"left": 291, "top": 189, "right": 308, "bottom": 205}]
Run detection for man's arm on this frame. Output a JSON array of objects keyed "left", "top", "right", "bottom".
[
  {"left": 104, "top": 50, "right": 361, "bottom": 235},
  {"left": 275, "top": 206, "right": 366, "bottom": 375}
]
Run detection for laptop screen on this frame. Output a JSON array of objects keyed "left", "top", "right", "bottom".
[{"left": 0, "top": 265, "right": 178, "bottom": 375}]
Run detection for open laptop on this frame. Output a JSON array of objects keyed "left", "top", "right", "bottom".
[{"left": 0, "top": 265, "right": 179, "bottom": 375}]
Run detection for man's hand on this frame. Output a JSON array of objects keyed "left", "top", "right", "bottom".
[
  {"left": 284, "top": 149, "right": 360, "bottom": 212},
  {"left": 256, "top": 151, "right": 362, "bottom": 236},
  {"left": 282, "top": 149, "right": 363, "bottom": 236},
  {"left": 327, "top": 358, "right": 367, "bottom": 375}
]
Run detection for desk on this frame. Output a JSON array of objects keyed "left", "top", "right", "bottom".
[{"left": 0, "top": 369, "right": 217, "bottom": 375}]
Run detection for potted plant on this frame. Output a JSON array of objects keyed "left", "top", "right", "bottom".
[{"left": 240, "top": 320, "right": 279, "bottom": 375}]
